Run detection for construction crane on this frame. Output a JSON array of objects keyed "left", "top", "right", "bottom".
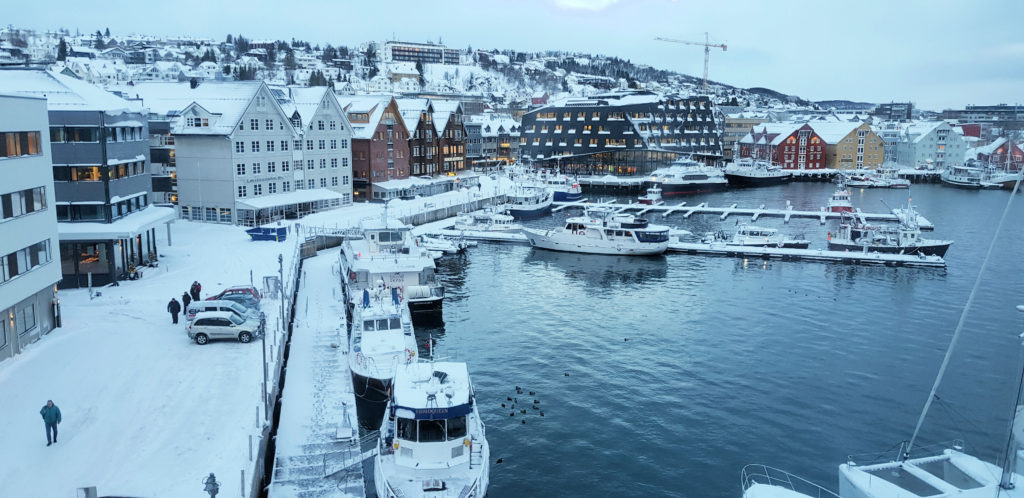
[{"left": 655, "top": 33, "right": 727, "bottom": 95}]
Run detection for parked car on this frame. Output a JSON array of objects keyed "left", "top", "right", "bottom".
[
  {"left": 207, "top": 286, "right": 262, "bottom": 309},
  {"left": 186, "top": 299, "right": 263, "bottom": 324},
  {"left": 187, "top": 311, "right": 263, "bottom": 345}
]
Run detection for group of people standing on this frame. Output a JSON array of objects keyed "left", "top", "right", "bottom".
[{"left": 166, "top": 281, "right": 202, "bottom": 324}]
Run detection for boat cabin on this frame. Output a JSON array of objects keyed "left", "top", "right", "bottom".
[{"left": 387, "top": 362, "right": 475, "bottom": 468}]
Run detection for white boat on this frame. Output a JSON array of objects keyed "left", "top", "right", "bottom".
[
  {"left": 638, "top": 186, "right": 664, "bottom": 205},
  {"left": 878, "top": 166, "right": 911, "bottom": 189},
  {"left": 375, "top": 361, "right": 489, "bottom": 498},
  {"left": 725, "top": 158, "right": 792, "bottom": 187},
  {"left": 452, "top": 208, "right": 521, "bottom": 232},
  {"left": 703, "top": 225, "right": 810, "bottom": 249},
  {"left": 522, "top": 206, "right": 670, "bottom": 255},
  {"left": 340, "top": 217, "right": 444, "bottom": 321},
  {"left": 828, "top": 185, "right": 854, "bottom": 213},
  {"left": 416, "top": 234, "right": 468, "bottom": 255},
  {"left": 940, "top": 165, "right": 984, "bottom": 188},
  {"left": 643, "top": 157, "right": 729, "bottom": 196},
  {"left": 741, "top": 464, "right": 840, "bottom": 498},
  {"left": 350, "top": 286, "right": 418, "bottom": 430},
  {"left": 505, "top": 185, "right": 553, "bottom": 219},
  {"left": 527, "top": 171, "right": 582, "bottom": 202}
]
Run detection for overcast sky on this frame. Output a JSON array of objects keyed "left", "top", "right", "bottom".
[{"left": 9, "top": 0, "right": 1023, "bottom": 110}]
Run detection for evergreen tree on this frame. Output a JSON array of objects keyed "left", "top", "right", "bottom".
[
  {"left": 265, "top": 44, "right": 277, "bottom": 69},
  {"left": 57, "top": 38, "right": 67, "bottom": 61},
  {"left": 283, "top": 49, "right": 296, "bottom": 70},
  {"left": 338, "top": 46, "right": 348, "bottom": 58},
  {"left": 104, "top": 27, "right": 110, "bottom": 37},
  {"left": 201, "top": 49, "right": 217, "bottom": 63},
  {"left": 415, "top": 61, "right": 424, "bottom": 82},
  {"left": 321, "top": 44, "right": 337, "bottom": 64},
  {"left": 226, "top": 34, "right": 233, "bottom": 44},
  {"left": 93, "top": 30, "right": 106, "bottom": 50},
  {"left": 223, "top": 64, "right": 232, "bottom": 75}
]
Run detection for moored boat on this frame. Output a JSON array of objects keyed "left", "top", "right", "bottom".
[
  {"left": 724, "top": 158, "right": 792, "bottom": 187},
  {"left": 703, "top": 225, "right": 810, "bottom": 249},
  {"left": 452, "top": 208, "right": 522, "bottom": 232},
  {"left": 638, "top": 186, "right": 664, "bottom": 205},
  {"left": 643, "top": 157, "right": 728, "bottom": 196},
  {"left": 522, "top": 206, "right": 670, "bottom": 255},
  {"left": 940, "top": 165, "right": 984, "bottom": 189},
  {"left": 827, "top": 185, "right": 854, "bottom": 213},
  {"left": 827, "top": 211, "right": 952, "bottom": 257},
  {"left": 505, "top": 185, "right": 553, "bottom": 219}
]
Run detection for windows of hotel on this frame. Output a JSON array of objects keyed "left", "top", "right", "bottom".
[
  {"left": 589, "top": 138, "right": 598, "bottom": 147},
  {"left": 267, "top": 162, "right": 276, "bottom": 173},
  {"left": 1, "top": 187, "right": 46, "bottom": 221},
  {"left": 608, "top": 112, "right": 624, "bottom": 121},
  {"left": 252, "top": 163, "right": 261, "bottom": 174},
  {"left": 250, "top": 119, "right": 259, "bottom": 130},
  {"left": 591, "top": 112, "right": 601, "bottom": 120},
  {"left": 306, "top": 140, "right": 314, "bottom": 150},
  {"left": 55, "top": 203, "right": 103, "bottom": 221},
  {"left": 342, "top": 157, "right": 349, "bottom": 167},
  {"left": 340, "top": 139, "right": 348, "bottom": 149},
  {"left": 540, "top": 126, "right": 549, "bottom": 133},
  {"left": 281, "top": 140, "right": 289, "bottom": 151},
  {"left": 577, "top": 112, "right": 585, "bottom": 121},
  {"left": 599, "top": 126, "right": 608, "bottom": 134},
  {"left": 331, "top": 177, "right": 338, "bottom": 186},
  {"left": 266, "top": 140, "right": 275, "bottom": 152},
  {"left": 562, "top": 112, "right": 571, "bottom": 120},
  {"left": 50, "top": 127, "right": 102, "bottom": 143},
  {"left": 307, "top": 179, "right": 315, "bottom": 189},
  {"left": 237, "top": 185, "right": 247, "bottom": 198},
  {"left": 1, "top": 240, "right": 52, "bottom": 284},
  {"left": 235, "top": 141, "right": 245, "bottom": 153},
  {"left": 525, "top": 126, "right": 536, "bottom": 133},
  {"left": 268, "top": 182, "right": 277, "bottom": 194},
  {"left": 236, "top": 163, "right": 245, "bottom": 175},
  {"left": 1, "top": 131, "right": 42, "bottom": 157},
  {"left": 253, "top": 184, "right": 263, "bottom": 196},
  {"left": 343, "top": 175, "right": 349, "bottom": 185},
  {"left": 532, "top": 137, "right": 541, "bottom": 145},
  {"left": 574, "top": 139, "right": 583, "bottom": 147},
  {"left": 583, "top": 125, "right": 592, "bottom": 134},
  {"left": 331, "top": 158, "right": 338, "bottom": 168},
  {"left": 537, "top": 112, "right": 556, "bottom": 120},
  {"left": 282, "top": 161, "right": 290, "bottom": 172},
  {"left": 319, "top": 178, "right": 327, "bottom": 188},
  {"left": 305, "top": 159, "right": 313, "bottom": 170},
  {"left": 554, "top": 125, "right": 563, "bottom": 133},
  {"left": 251, "top": 141, "right": 260, "bottom": 152},
  {"left": 282, "top": 181, "right": 291, "bottom": 192},
  {"left": 330, "top": 139, "right": 337, "bottom": 149},
  {"left": 51, "top": 166, "right": 102, "bottom": 182}
]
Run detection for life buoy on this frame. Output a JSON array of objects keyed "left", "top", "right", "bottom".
[{"left": 349, "top": 271, "right": 356, "bottom": 282}]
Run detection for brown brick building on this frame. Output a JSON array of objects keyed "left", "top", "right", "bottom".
[{"left": 337, "top": 96, "right": 411, "bottom": 200}]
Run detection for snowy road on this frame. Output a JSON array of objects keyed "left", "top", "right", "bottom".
[{"left": 0, "top": 221, "right": 298, "bottom": 497}]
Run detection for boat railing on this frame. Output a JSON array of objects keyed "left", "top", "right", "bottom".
[
  {"left": 845, "top": 439, "right": 966, "bottom": 467},
  {"left": 740, "top": 464, "right": 840, "bottom": 498}
]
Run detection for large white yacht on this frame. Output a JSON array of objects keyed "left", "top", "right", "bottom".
[
  {"left": 375, "top": 361, "right": 490, "bottom": 498},
  {"left": 522, "top": 206, "right": 670, "bottom": 255},
  {"left": 349, "top": 286, "right": 418, "bottom": 430},
  {"left": 724, "top": 158, "right": 792, "bottom": 187},
  {"left": 452, "top": 207, "right": 522, "bottom": 232},
  {"left": 340, "top": 217, "right": 444, "bottom": 322},
  {"left": 643, "top": 157, "right": 728, "bottom": 196}
]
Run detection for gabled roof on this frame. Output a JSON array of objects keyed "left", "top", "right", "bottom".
[
  {"left": 337, "top": 95, "right": 401, "bottom": 140},
  {"left": 808, "top": 121, "right": 862, "bottom": 144},
  {"left": 901, "top": 121, "right": 945, "bottom": 143},
  {"left": 0, "top": 69, "right": 135, "bottom": 112},
  {"left": 395, "top": 97, "right": 430, "bottom": 131},
  {"left": 113, "top": 81, "right": 265, "bottom": 136},
  {"left": 430, "top": 100, "right": 461, "bottom": 134}
]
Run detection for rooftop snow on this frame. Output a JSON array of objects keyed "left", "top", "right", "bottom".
[
  {"left": 393, "top": 362, "right": 472, "bottom": 411},
  {"left": 58, "top": 206, "right": 176, "bottom": 240},
  {"left": 0, "top": 69, "right": 135, "bottom": 112},
  {"left": 235, "top": 188, "right": 342, "bottom": 211}
]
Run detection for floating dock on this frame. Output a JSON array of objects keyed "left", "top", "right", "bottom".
[
  {"left": 668, "top": 241, "right": 946, "bottom": 268},
  {"left": 552, "top": 201, "right": 935, "bottom": 230}
]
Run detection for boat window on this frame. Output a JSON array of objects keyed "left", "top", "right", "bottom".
[
  {"left": 376, "top": 319, "right": 390, "bottom": 330},
  {"left": 397, "top": 417, "right": 416, "bottom": 441},
  {"left": 446, "top": 416, "right": 467, "bottom": 440},
  {"left": 363, "top": 320, "right": 375, "bottom": 331},
  {"left": 389, "top": 317, "right": 402, "bottom": 329},
  {"left": 418, "top": 419, "right": 446, "bottom": 442}
]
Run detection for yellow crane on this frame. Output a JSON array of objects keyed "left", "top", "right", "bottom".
[{"left": 655, "top": 33, "right": 727, "bottom": 95}]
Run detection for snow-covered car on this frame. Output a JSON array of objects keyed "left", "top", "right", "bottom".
[
  {"left": 187, "top": 311, "right": 263, "bottom": 345},
  {"left": 185, "top": 299, "right": 261, "bottom": 323},
  {"left": 207, "top": 286, "right": 262, "bottom": 310}
]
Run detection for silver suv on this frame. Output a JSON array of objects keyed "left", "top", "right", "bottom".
[{"left": 187, "top": 311, "right": 263, "bottom": 345}]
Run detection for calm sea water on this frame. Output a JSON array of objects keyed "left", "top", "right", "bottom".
[{"left": 418, "top": 183, "right": 1024, "bottom": 497}]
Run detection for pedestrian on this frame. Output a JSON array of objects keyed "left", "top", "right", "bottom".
[
  {"left": 190, "top": 281, "right": 201, "bottom": 302},
  {"left": 40, "top": 400, "right": 61, "bottom": 446},
  {"left": 182, "top": 291, "right": 191, "bottom": 310},
  {"left": 167, "top": 298, "right": 181, "bottom": 324}
]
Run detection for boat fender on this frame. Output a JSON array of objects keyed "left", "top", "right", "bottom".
[{"left": 405, "top": 348, "right": 415, "bottom": 363}]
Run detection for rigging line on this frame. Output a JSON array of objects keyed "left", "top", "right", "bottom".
[{"left": 905, "top": 165, "right": 1024, "bottom": 460}]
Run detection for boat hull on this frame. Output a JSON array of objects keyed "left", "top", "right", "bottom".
[
  {"left": 724, "top": 173, "right": 792, "bottom": 188},
  {"left": 827, "top": 240, "right": 950, "bottom": 258},
  {"left": 730, "top": 241, "right": 810, "bottom": 249},
  {"left": 644, "top": 181, "right": 728, "bottom": 196},
  {"left": 408, "top": 297, "right": 443, "bottom": 323},
  {"left": 940, "top": 177, "right": 982, "bottom": 189},
  {"left": 351, "top": 372, "right": 391, "bottom": 430},
  {"left": 524, "top": 229, "right": 667, "bottom": 255},
  {"left": 508, "top": 203, "right": 552, "bottom": 219},
  {"left": 553, "top": 190, "right": 582, "bottom": 202},
  {"left": 829, "top": 206, "right": 854, "bottom": 213}
]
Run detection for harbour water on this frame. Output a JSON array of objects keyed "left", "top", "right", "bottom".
[{"left": 416, "top": 182, "right": 1024, "bottom": 497}]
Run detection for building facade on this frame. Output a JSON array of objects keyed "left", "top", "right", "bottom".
[
  {"left": 382, "top": 41, "right": 459, "bottom": 65},
  {"left": 739, "top": 123, "right": 827, "bottom": 170},
  {"left": 722, "top": 112, "right": 768, "bottom": 161},
  {"left": 519, "top": 92, "right": 721, "bottom": 176},
  {"left": 872, "top": 102, "right": 914, "bottom": 121},
  {"left": 0, "top": 94, "right": 61, "bottom": 363},
  {"left": 338, "top": 96, "right": 411, "bottom": 201},
  {"left": 894, "top": 121, "right": 967, "bottom": 170},
  {"left": 815, "top": 122, "right": 885, "bottom": 169}
]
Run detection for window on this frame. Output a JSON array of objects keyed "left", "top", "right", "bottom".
[
  {"left": 329, "top": 120, "right": 336, "bottom": 130},
  {"left": 237, "top": 186, "right": 247, "bottom": 198},
  {"left": 253, "top": 184, "right": 263, "bottom": 196},
  {"left": 320, "top": 159, "right": 327, "bottom": 169},
  {"left": 330, "top": 139, "right": 337, "bottom": 149},
  {"left": 252, "top": 163, "right": 261, "bottom": 174},
  {"left": 251, "top": 141, "right": 260, "bottom": 152},
  {"left": 235, "top": 141, "right": 244, "bottom": 153},
  {"left": 280, "top": 140, "right": 289, "bottom": 151},
  {"left": 317, "top": 120, "right": 324, "bottom": 131},
  {"left": 307, "top": 159, "right": 314, "bottom": 170},
  {"left": 219, "top": 208, "right": 231, "bottom": 223},
  {"left": 307, "top": 179, "right": 315, "bottom": 189},
  {"left": 267, "top": 162, "right": 276, "bottom": 173},
  {"left": 331, "top": 177, "right": 338, "bottom": 186},
  {"left": 1, "top": 187, "right": 47, "bottom": 221},
  {"left": 250, "top": 119, "right": 259, "bottom": 130},
  {"left": 266, "top": 140, "right": 275, "bottom": 152},
  {"left": 282, "top": 161, "right": 290, "bottom": 172},
  {"left": 294, "top": 140, "right": 302, "bottom": 150},
  {"left": 331, "top": 158, "right": 338, "bottom": 168},
  {"left": 265, "top": 119, "right": 273, "bottom": 130},
  {"left": 268, "top": 182, "right": 277, "bottom": 194},
  {"left": 342, "top": 158, "right": 349, "bottom": 167},
  {"left": 343, "top": 176, "right": 349, "bottom": 185},
  {"left": 318, "top": 140, "right": 325, "bottom": 150},
  {"left": 320, "top": 178, "right": 327, "bottom": 188},
  {"left": 306, "top": 140, "right": 313, "bottom": 150},
  {"left": 236, "top": 163, "right": 246, "bottom": 175},
  {"left": 282, "top": 181, "right": 291, "bottom": 192},
  {"left": 205, "top": 207, "right": 217, "bottom": 222},
  {"left": 340, "top": 139, "right": 348, "bottom": 149}
]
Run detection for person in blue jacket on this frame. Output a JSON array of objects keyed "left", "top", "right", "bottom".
[{"left": 40, "top": 400, "right": 61, "bottom": 446}]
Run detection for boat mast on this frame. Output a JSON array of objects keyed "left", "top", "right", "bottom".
[{"left": 998, "top": 326, "right": 1024, "bottom": 489}]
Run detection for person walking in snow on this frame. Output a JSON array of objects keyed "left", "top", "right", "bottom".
[
  {"left": 168, "top": 298, "right": 181, "bottom": 324},
  {"left": 40, "top": 400, "right": 61, "bottom": 446},
  {"left": 190, "top": 281, "right": 201, "bottom": 302},
  {"left": 182, "top": 291, "right": 191, "bottom": 311}
]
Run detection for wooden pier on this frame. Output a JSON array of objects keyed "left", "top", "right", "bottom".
[
  {"left": 551, "top": 200, "right": 935, "bottom": 230},
  {"left": 668, "top": 241, "right": 946, "bottom": 268}
]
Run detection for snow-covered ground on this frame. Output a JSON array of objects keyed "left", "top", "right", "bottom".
[{"left": 0, "top": 221, "right": 298, "bottom": 498}]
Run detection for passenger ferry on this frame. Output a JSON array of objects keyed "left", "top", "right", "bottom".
[
  {"left": 724, "top": 158, "right": 792, "bottom": 187},
  {"left": 340, "top": 217, "right": 444, "bottom": 322},
  {"left": 643, "top": 157, "right": 728, "bottom": 196},
  {"left": 505, "top": 185, "right": 553, "bottom": 219},
  {"left": 522, "top": 206, "right": 670, "bottom": 255},
  {"left": 350, "top": 286, "right": 418, "bottom": 430},
  {"left": 375, "top": 361, "right": 490, "bottom": 498}
]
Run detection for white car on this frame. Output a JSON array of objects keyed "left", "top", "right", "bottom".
[
  {"left": 187, "top": 311, "right": 263, "bottom": 345},
  {"left": 185, "top": 299, "right": 262, "bottom": 323}
]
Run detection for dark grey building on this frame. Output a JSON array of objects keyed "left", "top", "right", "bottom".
[
  {"left": 0, "top": 69, "right": 174, "bottom": 287},
  {"left": 872, "top": 102, "right": 914, "bottom": 121},
  {"left": 941, "top": 104, "right": 1024, "bottom": 131},
  {"left": 519, "top": 91, "right": 721, "bottom": 175}
]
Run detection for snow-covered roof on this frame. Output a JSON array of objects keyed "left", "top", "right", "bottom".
[
  {"left": 236, "top": 188, "right": 342, "bottom": 210},
  {"left": 58, "top": 206, "right": 176, "bottom": 240},
  {"left": 286, "top": 86, "right": 331, "bottom": 124},
  {"left": 392, "top": 362, "right": 472, "bottom": 416},
  {"left": 808, "top": 121, "right": 862, "bottom": 144},
  {"left": 902, "top": 121, "right": 945, "bottom": 142},
  {"left": 395, "top": 97, "right": 429, "bottom": 132},
  {"left": 337, "top": 95, "right": 395, "bottom": 139},
  {"left": 0, "top": 69, "right": 135, "bottom": 112},
  {"left": 430, "top": 99, "right": 461, "bottom": 134}
]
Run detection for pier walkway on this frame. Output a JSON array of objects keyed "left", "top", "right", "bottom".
[
  {"left": 268, "top": 254, "right": 365, "bottom": 498},
  {"left": 668, "top": 241, "right": 946, "bottom": 268}
]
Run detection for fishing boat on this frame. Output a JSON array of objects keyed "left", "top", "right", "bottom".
[
  {"left": 350, "top": 286, "right": 418, "bottom": 430},
  {"left": 505, "top": 185, "right": 553, "bottom": 219},
  {"left": 531, "top": 172, "right": 582, "bottom": 202},
  {"left": 643, "top": 157, "right": 728, "bottom": 196},
  {"left": 827, "top": 184, "right": 855, "bottom": 213},
  {"left": 452, "top": 208, "right": 522, "bottom": 232},
  {"left": 724, "top": 158, "right": 792, "bottom": 187},
  {"left": 340, "top": 217, "right": 444, "bottom": 322},
  {"left": 828, "top": 210, "right": 952, "bottom": 257},
  {"left": 638, "top": 186, "right": 664, "bottom": 205},
  {"left": 703, "top": 225, "right": 810, "bottom": 249},
  {"left": 878, "top": 166, "right": 911, "bottom": 189},
  {"left": 522, "top": 206, "right": 670, "bottom": 255},
  {"left": 940, "top": 164, "right": 984, "bottom": 189},
  {"left": 375, "top": 361, "right": 490, "bottom": 498}
]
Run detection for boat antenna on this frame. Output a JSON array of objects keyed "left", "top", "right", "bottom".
[{"left": 904, "top": 160, "right": 1024, "bottom": 463}]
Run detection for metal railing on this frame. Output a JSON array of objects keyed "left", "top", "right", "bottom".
[{"left": 740, "top": 464, "right": 840, "bottom": 498}]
